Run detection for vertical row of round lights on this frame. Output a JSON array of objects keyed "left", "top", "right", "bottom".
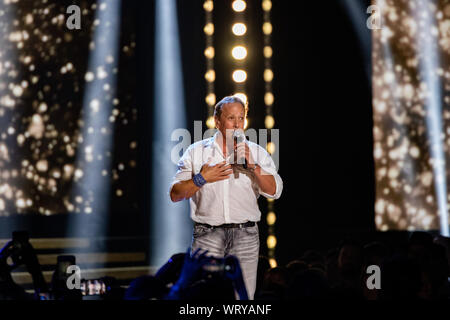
[
  {"left": 204, "top": 0, "right": 216, "bottom": 129},
  {"left": 231, "top": 0, "right": 249, "bottom": 129},
  {"left": 262, "top": 0, "right": 277, "bottom": 269}
]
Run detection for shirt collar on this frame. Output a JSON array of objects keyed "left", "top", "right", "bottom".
[
  {"left": 205, "top": 131, "right": 231, "bottom": 160},
  {"left": 203, "top": 131, "right": 218, "bottom": 148}
]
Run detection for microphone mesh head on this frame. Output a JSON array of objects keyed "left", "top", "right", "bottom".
[{"left": 233, "top": 129, "right": 245, "bottom": 143}]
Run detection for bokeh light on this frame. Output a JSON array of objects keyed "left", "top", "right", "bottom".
[
  {"left": 205, "top": 69, "right": 215, "bottom": 82},
  {"left": 262, "top": 0, "right": 272, "bottom": 12},
  {"left": 263, "top": 46, "right": 273, "bottom": 58},
  {"left": 232, "top": 23, "right": 247, "bottom": 36},
  {"left": 204, "top": 46, "right": 215, "bottom": 59},
  {"left": 232, "top": 0, "right": 246, "bottom": 12},
  {"left": 266, "top": 211, "right": 276, "bottom": 225},
  {"left": 203, "top": 23, "right": 214, "bottom": 35},
  {"left": 205, "top": 93, "right": 216, "bottom": 106},
  {"left": 203, "top": 0, "right": 213, "bottom": 12},
  {"left": 263, "top": 22, "right": 273, "bottom": 35},
  {"left": 232, "top": 69, "right": 247, "bottom": 83},
  {"left": 372, "top": 0, "right": 450, "bottom": 233},
  {"left": 206, "top": 116, "right": 215, "bottom": 129},
  {"left": 265, "top": 115, "right": 275, "bottom": 129},
  {"left": 269, "top": 258, "right": 277, "bottom": 268},
  {"left": 266, "top": 142, "right": 276, "bottom": 154},
  {"left": 231, "top": 45, "right": 247, "bottom": 60},
  {"left": 0, "top": 0, "right": 137, "bottom": 217},
  {"left": 233, "top": 92, "right": 248, "bottom": 105},
  {"left": 264, "top": 92, "right": 274, "bottom": 106},
  {"left": 267, "top": 235, "right": 277, "bottom": 249},
  {"left": 264, "top": 69, "right": 274, "bottom": 82}
]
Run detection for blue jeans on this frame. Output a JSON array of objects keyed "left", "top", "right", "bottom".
[{"left": 191, "top": 223, "right": 260, "bottom": 300}]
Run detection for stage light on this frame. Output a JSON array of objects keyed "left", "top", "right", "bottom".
[
  {"left": 266, "top": 211, "right": 276, "bottom": 225},
  {"left": 204, "top": 46, "right": 215, "bottom": 59},
  {"left": 266, "top": 142, "right": 276, "bottom": 154},
  {"left": 265, "top": 115, "right": 275, "bottom": 129},
  {"left": 206, "top": 116, "right": 215, "bottom": 129},
  {"left": 262, "top": 0, "right": 272, "bottom": 12},
  {"left": 264, "top": 69, "right": 274, "bottom": 82},
  {"left": 203, "top": 23, "right": 214, "bottom": 36},
  {"left": 232, "top": 69, "right": 247, "bottom": 83},
  {"left": 203, "top": 0, "right": 215, "bottom": 127},
  {"left": 264, "top": 92, "right": 274, "bottom": 106},
  {"left": 263, "top": 46, "right": 273, "bottom": 58},
  {"left": 230, "top": 2, "right": 248, "bottom": 133},
  {"left": 151, "top": 0, "right": 192, "bottom": 266},
  {"left": 267, "top": 235, "right": 277, "bottom": 249},
  {"left": 269, "top": 258, "right": 277, "bottom": 268},
  {"left": 232, "top": 0, "right": 246, "bottom": 12},
  {"left": 232, "top": 23, "right": 247, "bottom": 36},
  {"left": 205, "top": 69, "right": 215, "bottom": 82},
  {"left": 231, "top": 45, "right": 247, "bottom": 60},
  {"left": 203, "top": 0, "right": 213, "bottom": 12},
  {"left": 205, "top": 93, "right": 216, "bottom": 106},
  {"left": 233, "top": 92, "right": 248, "bottom": 105},
  {"left": 263, "top": 22, "right": 272, "bottom": 35}
]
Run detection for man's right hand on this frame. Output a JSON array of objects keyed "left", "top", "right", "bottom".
[{"left": 200, "top": 161, "right": 233, "bottom": 183}]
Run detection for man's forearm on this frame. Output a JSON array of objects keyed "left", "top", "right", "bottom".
[
  {"left": 170, "top": 179, "right": 201, "bottom": 202},
  {"left": 253, "top": 166, "right": 276, "bottom": 196}
]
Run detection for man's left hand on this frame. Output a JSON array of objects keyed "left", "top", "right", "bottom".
[{"left": 235, "top": 142, "right": 257, "bottom": 170}]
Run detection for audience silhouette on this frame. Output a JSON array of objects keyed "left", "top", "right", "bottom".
[{"left": 0, "top": 231, "right": 449, "bottom": 300}]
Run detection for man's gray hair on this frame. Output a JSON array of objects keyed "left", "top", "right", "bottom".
[{"left": 213, "top": 95, "right": 248, "bottom": 119}]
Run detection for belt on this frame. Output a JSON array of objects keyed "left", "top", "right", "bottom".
[{"left": 195, "top": 221, "right": 256, "bottom": 229}]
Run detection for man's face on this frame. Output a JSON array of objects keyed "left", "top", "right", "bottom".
[{"left": 215, "top": 102, "right": 245, "bottom": 140}]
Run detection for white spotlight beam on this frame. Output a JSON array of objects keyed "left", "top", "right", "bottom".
[
  {"left": 151, "top": 0, "right": 191, "bottom": 267},
  {"left": 0, "top": 1, "right": 19, "bottom": 234},
  {"left": 339, "top": 0, "right": 372, "bottom": 83},
  {"left": 69, "top": 1, "right": 122, "bottom": 241},
  {"left": 414, "top": 0, "right": 449, "bottom": 236}
]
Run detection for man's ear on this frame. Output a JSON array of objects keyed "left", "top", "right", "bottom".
[{"left": 214, "top": 116, "right": 219, "bottom": 128}]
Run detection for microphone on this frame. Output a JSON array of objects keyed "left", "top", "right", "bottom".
[{"left": 233, "top": 129, "right": 247, "bottom": 169}]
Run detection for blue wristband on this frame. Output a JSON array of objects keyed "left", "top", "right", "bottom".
[{"left": 193, "top": 173, "right": 207, "bottom": 188}]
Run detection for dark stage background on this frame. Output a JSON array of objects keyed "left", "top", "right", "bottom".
[{"left": 273, "top": 0, "right": 376, "bottom": 264}]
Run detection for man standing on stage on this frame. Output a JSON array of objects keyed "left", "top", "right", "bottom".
[{"left": 169, "top": 96, "right": 283, "bottom": 299}]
